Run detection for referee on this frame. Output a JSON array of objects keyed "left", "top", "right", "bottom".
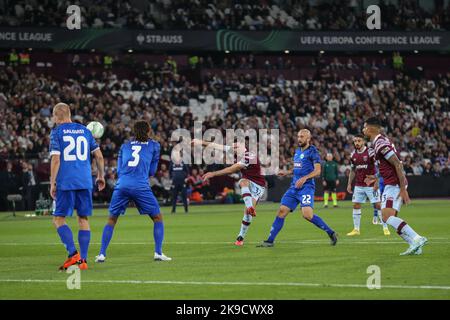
[
  {"left": 322, "top": 153, "right": 339, "bottom": 208},
  {"left": 170, "top": 155, "right": 189, "bottom": 214}
]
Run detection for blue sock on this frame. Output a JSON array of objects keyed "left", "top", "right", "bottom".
[
  {"left": 309, "top": 214, "right": 334, "bottom": 235},
  {"left": 153, "top": 221, "right": 164, "bottom": 255},
  {"left": 267, "top": 216, "right": 285, "bottom": 243},
  {"left": 57, "top": 225, "right": 77, "bottom": 256},
  {"left": 373, "top": 205, "right": 378, "bottom": 217},
  {"left": 100, "top": 224, "right": 115, "bottom": 256},
  {"left": 78, "top": 230, "right": 91, "bottom": 261}
]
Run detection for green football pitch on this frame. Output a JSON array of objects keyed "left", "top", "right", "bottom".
[{"left": 0, "top": 200, "right": 449, "bottom": 300}]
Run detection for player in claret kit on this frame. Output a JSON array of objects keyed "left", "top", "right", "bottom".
[
  {"left": 193, "top": 138, "right": 266, "bottom": 246},
  {"left": 257, "top": 129, "right": 338, "bottom": 247},
  {"left": 346, "top": 134, "right": 390, "bottom": 236},
  {"left": 363, "top": 118, "right": 427, "bottom": 255},
  {"left": 96, "top": 120, "right": 171, "bottom": 262},
  {"left": 49, "top": 103, "right": 105, "bottom": 271}
]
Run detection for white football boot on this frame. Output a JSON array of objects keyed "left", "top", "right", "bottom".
[{"left": 154, "top": 253, "right": 172, "bottom": 261}]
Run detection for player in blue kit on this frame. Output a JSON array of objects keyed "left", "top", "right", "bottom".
[
  {"left": 372, "top": 166, "right": 386, "bottom": 224},
  {"left": 257, "top": 129, "right": 338, "bottom": 247},
  {"left": 50, "top": 103, "right": 105, "bottom": 271},
  {"left": 95, "top": 120, "right": 171, "bottom": 262}
]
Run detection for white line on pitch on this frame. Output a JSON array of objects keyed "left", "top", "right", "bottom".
[
  {"left": 1, "top": 279, "right": 450, "bottom": 291},
  {"left": 0, "top": 240, "right": 449, "bottom": 245}
]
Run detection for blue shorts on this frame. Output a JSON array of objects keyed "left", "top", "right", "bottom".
[
  {"left": 109, "top": 188, "right": 160, "bottom": 217},
  {"left": 280, "top": 186, "right": 315, "bottom": 211},
  {"left": 53, "top": 189, "right": 93, "bottom": 217}
]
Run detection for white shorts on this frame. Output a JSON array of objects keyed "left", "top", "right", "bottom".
[
  {"left": 352, "top": 186, "right": 380, "bottom": 204},
  {"left": 381, "top": 185, "right": 403, "bottom": 212},
  {"left": 239, "top": 179, "right": 266, "bottom": 202}
]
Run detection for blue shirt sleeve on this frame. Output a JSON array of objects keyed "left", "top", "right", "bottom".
[
  {"left": 310, "top": 147, "right": 321, "bottom": 164},
  {"left": 149, "top": 142, "right": 160, "bottom": 177},
  {"left": 49, "top": 128, "right": 61, "bottom": 156}
]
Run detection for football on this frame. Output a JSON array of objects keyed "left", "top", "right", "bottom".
[{"left": 87, "top": 121, "right": 104, "bottom": 139}]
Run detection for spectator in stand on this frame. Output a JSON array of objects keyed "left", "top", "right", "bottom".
[
  {"left": 187, "top": 168, "right": 207, "bottom": 201},
  {"left": 0, "top": 163, "right": 20, "bottom": 211},
  {"left": 20, "top": 161, "right": 38, "bottom": 210},
  {"left": 160, "top": 171, "right": 173, "bottom": 204}
]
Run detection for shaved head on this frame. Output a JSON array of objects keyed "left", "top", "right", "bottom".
[
  {"left": 299, "top": 129, "right": 311, "bottom": 138},
  {"left": 297, "top": 129, "right": 312, "bottom": 148},
  {"left": 52, "top": 103, "right": 71, "bottom": 124}
]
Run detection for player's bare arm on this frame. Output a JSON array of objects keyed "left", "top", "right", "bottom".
[
  {"left": 347, "top": 168, "right": 355, "bottom": 194},
  {"left": 202, "top": 163, "right": 245, "bottom": 181},
  {"left": 295, "top": 163, "right": 321, "bottom": 189},
  {"left": 191, "top": 138, "right": 228, "bottom": 152},
  {"left": 93, "top": 149, "right": 106, "bottom": 191},
  {"left": 372, "top": 176, "right": 379, "bottom": 191},
  {"left": 387, "top": 154, "right": 410, "bottom": 204},
  {"left": 364, "top": 174, "right": 377, "bottom": 186},
  {"left": 50, "top": 154, "right": 60, "bottom": 199},
  {"left": 277, "top": 168, "right": 293, "bottom": 177}
]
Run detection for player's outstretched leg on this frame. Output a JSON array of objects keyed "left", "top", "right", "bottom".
[
  {"left": 77, "top": 216, "right": 91, "bottom": 270},
  {"left": 302, "top": 207, "right": 338, "bottom": 246},
  {"left": 53, "top": 216, "right": 80, "bottom": 270},
  {"left": 235, "top": 196, "right": 259, "bottom": 245},
  {"left": 240, "top": 179, "right": 256, "bottom": 217},
  {"left": 235, "top": 213, "right": 252, "bottom": 246},
  {"left": 382, "top": 209, "right": 427, "bottom": 255},
  {"left": 257, "top": 205, "right": 290, "bottom": 247},
  {"left": 151, "top": 213, "right": 172, "bottom": 261},
  {"left": 96, "top": 215, "right": 119, "bottom": 263},
  {"left": 347, "top": 203, "right": 361, "bottom": 236}
]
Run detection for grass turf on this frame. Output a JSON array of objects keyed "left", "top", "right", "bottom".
[{"left": 0, "top": 200, "right": 449, "bottom": 300}]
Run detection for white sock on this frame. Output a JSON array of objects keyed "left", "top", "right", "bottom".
[
  {"left": 399, "top": 232, "right": 413, "bottom": 245},
  {"left": 352, "top": 208, "right": 361, "bottom": 230},
  {"left": 238, "top": 214, "right": 253, "bottom": 238},
  {"left": 241, "top": 186, "right": 253, "bottom": 209},
  {"left": 386, "top": 216, "right": 421, "bottom": 243},
  {"left": 377, "top": 210, "right": 388, "bottom": 228},
  {"left": 401, "top": 224, "right": 421, "bottom": 241}
]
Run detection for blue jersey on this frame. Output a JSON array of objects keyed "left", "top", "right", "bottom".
[
  {"left": 50, "top": 122, "right": 99, "bottom": 191},
  {"left": 115, "top": 139, "right": 160, "bottom": 190},
  {"left": 291, "top": 145, "right": 321, "bottom": 189}
]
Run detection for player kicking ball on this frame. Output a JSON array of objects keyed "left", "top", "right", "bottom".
[
  {"left": 193, "top": 139, "right": 266, "bottom": 246},
  {"left": 346, "top": 134, "right": 390, "bottom": 236},
  {"left": 363, "top": 118, "right": 427, "bottom": 255},
  {"left": 50, "top": 103, "right": 105, "bottom": 271},
  {"left": 257, "top": 129, "right": 338, "bottom": 247},
  {"left": 95, "top": 120, "right": 171, "bottom": 263}
]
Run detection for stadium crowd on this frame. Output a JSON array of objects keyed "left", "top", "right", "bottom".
[
  {"left": 0, "top": 52, "right": 449, "bottom": 209},
  {"left": 1, "top": 0, "right": 450, "bottom": 31}
]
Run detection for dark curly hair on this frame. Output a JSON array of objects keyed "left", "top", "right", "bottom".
[{"left": 134, "top": 120, "right": 150, "bottom": 142}]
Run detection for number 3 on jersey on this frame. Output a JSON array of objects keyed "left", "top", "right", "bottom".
[{"left": 128, "top": 146, "right": 142, "bottom": 167}]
